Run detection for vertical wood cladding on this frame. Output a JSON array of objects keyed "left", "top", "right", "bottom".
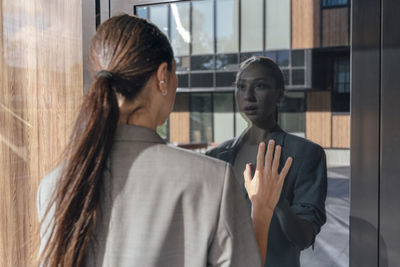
[
  {"left": 306, "top": 91, "right": 332, "bottom": 148},
  {"left": 292, "top": 0, "right": 320, "bottom": 49},
  {"left": 169, "top": 93, "right": 190, "bottom": 143},
  {"left": 0, "top": 0, "right": 83, "bottom": 266},
  {"left": 322, "top": 7, "right": 350, "bottom": 47},
  {"left": 332, "top": 115, "right": 350, "bottom": 148}
]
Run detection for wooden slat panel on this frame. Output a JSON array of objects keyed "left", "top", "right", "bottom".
[
  {"left": 0, "top": 0, "right": 83, "bottom": 266},
  {"left": 332, "top": 114, "right": 350, "bottom": 148},
  {"left": 306, "top": 91, "right": 332, "bottom": 148},
  {"left": 322, "top": 7, "right": 349, "bottom": 47},
  {"left": 169, "top": 93, "right": 190, "bottom": 143},
  {"left": 292, "top": 0, "right": 320, "bottom": 49}
]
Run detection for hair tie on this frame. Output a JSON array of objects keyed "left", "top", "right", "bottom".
[{"left": 97, "top": 70, "right": 114, "bottom": 79}]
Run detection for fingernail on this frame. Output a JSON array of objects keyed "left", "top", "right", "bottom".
[{"left": 269, "top": 139, "right": 275, "bottom": 145}]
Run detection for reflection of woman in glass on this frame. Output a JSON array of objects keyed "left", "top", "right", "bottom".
[
  {"left": 37, "top": 16, "right": 292, "bottom": 267},
  {"left": 207, "top": 56, "right": 327, "bottom": 267}
]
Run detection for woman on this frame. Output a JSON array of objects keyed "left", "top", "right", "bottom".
[
  {"left": 37, "top": 15, "right": 292, "bottom": 267},
  {"left": 207, "top": 56, "right": 327, "bottom": 267}
]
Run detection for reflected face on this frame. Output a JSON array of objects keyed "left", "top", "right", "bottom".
[{"left": 235, "top": 63, "right": 282, "bottom": 128}]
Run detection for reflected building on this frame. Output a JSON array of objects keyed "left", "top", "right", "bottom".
[{"left": 136, "top": 0, "right": 350, "bottom": 166}]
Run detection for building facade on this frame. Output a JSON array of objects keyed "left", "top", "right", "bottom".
[{"left": 132, "top": 0, "right": 350, "bottom": 165}]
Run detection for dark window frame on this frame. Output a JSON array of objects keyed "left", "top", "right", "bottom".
[{"left": 321, "top": 0, "right": 350, "bottom": 9}]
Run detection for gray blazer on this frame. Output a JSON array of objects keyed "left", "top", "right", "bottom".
[{"left": 37, "top": 124, "right": 261, "bottom": 267}]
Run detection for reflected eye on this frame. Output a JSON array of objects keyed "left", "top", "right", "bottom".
[
  {"left": 255, "top": 83, "right": 265, "bottom": 89},
  {"left": 255, "top": 82, "right": 272, "bottom": 90},
  {"left": 236, "top": 84, "right": 245, "bottom": 91}
]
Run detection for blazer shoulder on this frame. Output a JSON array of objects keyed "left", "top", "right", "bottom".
[
  {"left": 206, "top": 138, "right": 236, "bottom": 157},
  {"left": 165, "top": 143, "right": 230, "bottom": 168},
  {"left": 285, "top": 133, "right": 324, "bottom": 152}
]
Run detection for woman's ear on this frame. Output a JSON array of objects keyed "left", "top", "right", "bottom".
[{"left": 156, "top": 62, "right": 169, "bottom": 93}]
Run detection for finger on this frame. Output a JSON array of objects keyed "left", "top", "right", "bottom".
[
  {"left": 279, "top": 157, "right": 293, "bottom": 183},
  {"left": 256, "top": 142, "right": 266, "bottom": 173},
  {"left": 264, "top": 139, "right": 275, "bottom": 172},
  {"left": 272, "top": 145, "right": 282, "bottom": 174},
  {"left": 243, "top": 163, "right": 252, "bottom": 183}
]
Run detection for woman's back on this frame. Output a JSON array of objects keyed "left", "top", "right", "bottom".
[{"left": 38, "top": 125, "right": 261, "bottom": 266}]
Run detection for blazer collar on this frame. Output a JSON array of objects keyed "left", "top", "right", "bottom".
[
  {"left": 233, "top": 124, "right": 286, "bottom": 148},
  {"left": 114, "top": 124, "right": 165, "bottom": 144},
  {"left": 219, "top": 124, "right": 286, "bottom": 164}
]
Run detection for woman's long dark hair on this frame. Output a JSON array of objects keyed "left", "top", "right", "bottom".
[{"left": 38, "top": 14, "right": 173, "bottom": 267}]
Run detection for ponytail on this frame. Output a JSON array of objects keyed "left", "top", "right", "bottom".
[{"left": 39, "top": 77, "right": 119, "bottom": 267}]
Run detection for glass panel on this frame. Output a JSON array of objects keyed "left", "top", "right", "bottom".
[
  {"left": 276, "top": 50, "right": 290, "bottom": 67},
  {"left": 216, "top": 72, "right": 236, "bottom": 87},
  {"left": 331, "top": 92, "right": 350, "bottom": 112},
  {"left": 192, "top": 0, "right": 214, "bottom": 55},
  {"left": 175, "top": 56, "right": 190, "bottom": 71},
  {"left": 292, "top": 69, "right": 305, "bottom": 85},
  {"left": 213, "top": 93, "right": 235, "bottom": 143},
  {"left": 292, "top": 50, "right": 305, "bottom": 67},
  {"left": 333, "top": 56, "right": 350, "bottom": 93},
  {"left": 190, "top": 93, "right": 213, "bottom": 143},
  {"left": 216, "top": 54, "right": 238, "bottom": 71},
  {"left": 265, "top": 0, "right": 290, "bottom": 50},
  {"left": 170, "top": 3, "right": 190, "bottom": 56},
  {"left": 282, "top": 69, "right": 290, "bottom": 85},
  {"left": 216, "top": 0, "right": 239, "bottom": 54},
  {"left": 235, "top": 103, "right": 249, "bottom": 136},
  {"left": 278, "top": 92, "right": 306, "bottom": 137},
  {"left": 191, "top": 55, "right": 214, "bottom": 70},
  {"left": 136, "top": 6, "right": 148, "bottom": 19},
  {"left": 177, "top": 74, "right": 189, "bottom": 88},
  {"left": 191, "top": 73, "right": 214, "bottom": 88},
  {"left": 241, "top": 0, "right": 263, "bottom": 52},
  {"left": 149, "top": 5, "right": 169, "bottom": 37}
]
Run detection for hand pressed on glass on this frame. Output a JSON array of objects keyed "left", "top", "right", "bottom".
[{"left": 243, "top": 139, "right": 293, "bottom": 211}]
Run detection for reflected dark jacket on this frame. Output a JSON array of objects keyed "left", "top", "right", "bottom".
[{"left": 206, "top": 126, "right": 327, "bottom": 267}]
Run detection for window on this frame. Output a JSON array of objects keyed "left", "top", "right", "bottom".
[
  {"left": 216, "top": 0, "right": 239, "bottom": 54},
  {"left": 292, "top": 50, "right": 305, "bottom": 67},
  {"left": 322, "top": 0, "right": 348, "bottom": 8},
  {"left": 265, "top": 0, "right": 290, "bottom": 50},
  {"left": 241, "top": 0, "right": 263, "bottom": 52},
  {"left": 332, "top": 55, "right": 350, "bottom": 112},
  {"left": 149, "top": 5, "right": 168, "bottom": 37},
  {"left": 213, "top": 93, "right": 235, "bottom": 143},
  {"left": 136, "top": 6, "right": 148, "bottom": 19},
  {"left": 170, "top": 3, "right": 190, "bottom": 56},
  {"left": 192, "top": 0, "right": 214, "bottom": 55},
  {"left": 190, "top": 93, "right": 213, "bottom": 143},
  {"left": 278, "top": 92, "right": 306, "bottom": 137},
  {"left": 333, "top": 56, "right": 350, "bottom": 93}
]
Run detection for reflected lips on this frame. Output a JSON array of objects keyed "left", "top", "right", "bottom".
[{"left": 243, "top": 106, "right": 257, "bottom": 115}]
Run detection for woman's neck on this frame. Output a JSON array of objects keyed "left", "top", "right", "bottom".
[
  {"left": 244, "top": 123, "right": 277, "bottom": 145},
  {"left": 119, "top": 107, "right": 158, "bottom": 131}
]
